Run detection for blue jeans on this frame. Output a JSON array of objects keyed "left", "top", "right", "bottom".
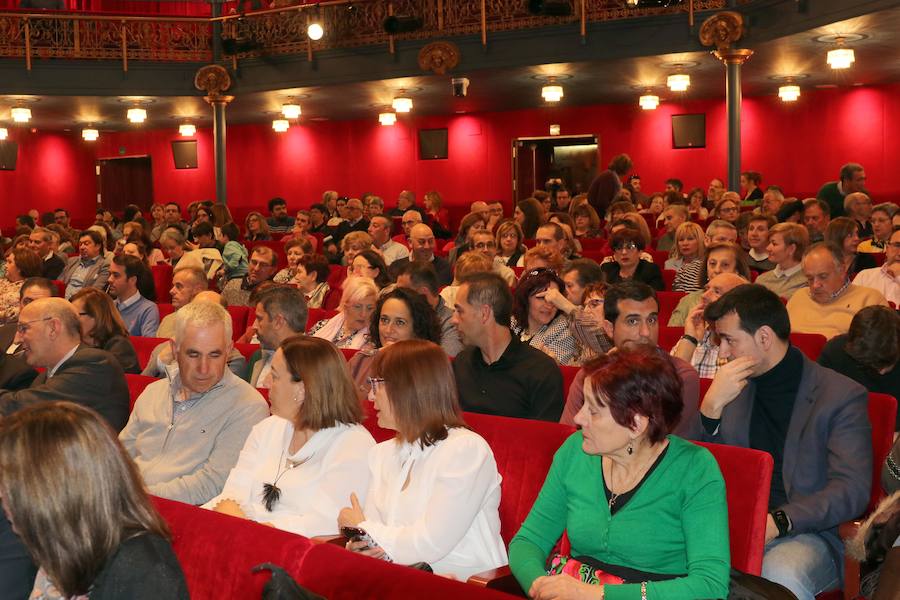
[{"left": 762, "top": 533, "right": 840, "bottom": 600}]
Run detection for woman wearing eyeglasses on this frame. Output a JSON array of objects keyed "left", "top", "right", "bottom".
[
  {"left": 712, "top": 193, "right": 741, "bottom": 225},
  {"left": 600, "top": 229, "right": 664, "bottom": 291},
  {"left": 338, "top": 340, "right": 508, "bottom": 580},
  {"left": 205, "top": 335, "right": 375, "bottom": 536}
]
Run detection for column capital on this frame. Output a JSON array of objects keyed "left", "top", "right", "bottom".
[
  {"left": 204, "top": 95, "right": 235, "bottom": 106},
  {"left": 714, "top": 48, "right": 754, "bottom": 65},
  {"left": 194, "top": 64, "right": 233, "bottom": 103}
]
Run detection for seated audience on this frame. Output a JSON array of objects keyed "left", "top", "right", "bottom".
[
  {"left": 0, "top": 402, "right": 188, "bottom": 600},
  {"left": 0, "top": 294, "right": 130, "bottom": 426},
  {"left": 756, "top": 223, "right": 810, "bottom": 299},
  {"left": 487, "top": 200, "right": 504, "bottom": 232},
  {"left": 339, "top": 231, "right": 373, "bottom": 266},
  {"left": 310, "top": 276, "right": 378, "bottom": 349},
  {"left": 853, "top": 227, "right": 900, "bottom": 305},
  {"left": 667, "top": 222, "right": 706, "bottom": 292},
  {"left": 394, "top": 261, "right": 464, "bottom": 357},
  {"left": 515, "top": 198, "right": 544, "bottom": 239},
  {"left": 205, "top": 335, "right": 375, "bottom": 536},
  {"left": 601, "top": 229, "right": 663, "bottom": 290},
  {"left": 522, "top": 245, "right": 565, "bottom": 273},
  {"left": 343, "top": 198, "right": 369, "bottom": 234},
  {"left": 825, "top": 217, "right": 877, "bottom": 278},
  {"left": 339, "top": 340, "right": 507, "bottom": 579},
  {"left": 296, "top": 253, "right": 331, "bottom": 309},
  {"left": 452, "top": 272, "right": 564, "bottom": 421},
  {"left": 511, "top": 268, "right": 582, "bottom": 365},
  {"left": 0, "top": 277, "right": 55, "bottom": 391},
  {"left": 266, "top": 196, "right": 295, "bottom": 235},
  {"left": 367, "top": 215, "right": 409, "bottom": 266},
  {"left": 705, "top": 218, "right": 739, "bottom": 246},
  {"left": 423, "top": 190, "right": 451, "bottom": 239},
  {"left": 844, "top": 192, "right": 874, "bottom": 239},
  {"left": 28, "top": 227, "right": 65, "bottom": 280},
  {"left": 159, "top": 227, "right": 189, "bottom": 268},
  {"left": 787, "top": 243, "right": 888, "bottom": 339},
  {"left": 399, "top": 210, "right": 423, "bottom": 243},
  {"left": 803, "top": 198, "right": 831, "bottom": 244},
  {"left": 61, "top": 230, "right": 110, "bottom": 299},
  {"left": 687, "top": 186, "right": 709, "bottom": 220},
  {"left": 656, "top": 204, "right": 688, "bottom": 252},
  {"left": 389, "top": 224, "right": 452, "bottom": 286},
  {"left": 759, "top": 186, "right": 785, "bottom": 218},
  {"left": 347, "top": 287, "right": 441, "bottom": 398},
  {"left": 448, "top": 212, "right": 488, "bottom": 267},
  {"left": 858, "top": 203, "right": 896, "bottom": 253},
  {"left": 244, "top": 211, "right": 272, "bottom": 241},
  {"left": 70, "top": 288, "right": 140, "bottom": 374},
  {"left": 712, "top": 193, "right": 740, "bottom": 225},
  {"left": 696, "top": 284, "right": 871, "bottom": 599},
  {"left": 157, "top": 266, "right": 208, "bottom": 338},
  {"left": 471, "top": 229, "right": 517, "bottom": 285},
  {"left": 561, "top": 281, "right": 700, "bottom": 432},
  {"left": 348, "top": 249, "right": 391, "bottom": 290},
  {"left": 441, "top": 251, "right": 494, "bottom": 309},
  {"left": 668, "top": 242, "right": 750, "bottom": 326},
  {"left": 510, "top": 347, "right": 729, "bottom": 600},
  {"left": 218, "top": 222, "right": 249, "bottom": 281},
  {"left": 818, "top": 306, "right": 900, "bottom": 432},
  {"left": 245, "top": 286, "right": 308, "bottom": 388},
  {"left": 495, "top": 220, "right": 527, "bottom": 267},
  {"left": 121, "top": 301, "right": 268, "bottom": 505},
  {"left": 273, "top": 237, "right": 313, "bottom": 284},
  {"left": 108, "top": 254, "right": 159, "bottom": 337},
  {"left": 0, "top": 249, "right": 42, "bottom": 325},
  {"left": 222, "top": 246, "right": 278, "bottom": 307},
  {"left": 571, "top": 203, "right": 602, "bottom": 239},
  {"left": 746, "top": 214, "right": 776, "bottom": 272}
]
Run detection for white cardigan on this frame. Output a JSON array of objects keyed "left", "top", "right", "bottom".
[
  {"left": 204, "top": 416, "right": 375, "bottom": 537},
  {"left": 358, "top": 428, "right": 508, "bottom": 579}
]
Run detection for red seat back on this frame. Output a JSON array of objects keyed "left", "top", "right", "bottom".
[
  {"left": 648, "top": 249, "right": 669, "bottom": 270},
  {"left": 662, "top": 268, "right": 676, "bottom": 291},
  {"left": 657, "top": 291, "right": 686, "bottom": 324},
  {"left": 339, "top": 348, "right": 358, "bottom": 361},
  {"left": 658, "top": 326, "right": 683, "bottom": 353},
  {"left": 52, "top": 279, "right": 66, "bottom": 297},
  {"left": 157, "top": 302, "right": 176, "bottom": 321},
  {"left": 865, "top": 393, "right": 897, "bottom": 514},
  {"left": 322, "top": 286, "right": 342, "bottom": 310},
  {"left": 131, "top": 336, "right": 168, "bottom": 370},
  {"left": 559, "top": 365, "right": 580, "bottom": 403},
  {"left": 789, "top": 332, "right": 827, "bottom": 361},
  {"left": 234, "top": 342, "right": 259, "bottom": 362},
  {"left": 326, "top": 265, "right": 347, "bottom": 289},
  {"left": 307, "top": 308, "right": 338, "bottom": 331},
  {"left": 226, "top": 305, "right": 252, "bottom": 341},
  {"left": 151, "top": 263, "right": 174, "bottom": 303},
  {"left": 125, "top": 373, "right": 158, "bottom": 412}
]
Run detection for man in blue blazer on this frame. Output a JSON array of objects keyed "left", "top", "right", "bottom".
[{"left": 692, "top": 284, "right": 871, "bottom": 600}]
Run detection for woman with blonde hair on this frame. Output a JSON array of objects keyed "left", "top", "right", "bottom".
[
  {"left": 340, "top": 231, "right": 374, "bottom": 266},
  {"left": 0, "top": 402, "right": 188, "bottom": 599},
  {"left": 338, "top": 340, "right": 507, "bottom": 579},
  {"left": 70, "top": 288, "right": 141, "bottom": 374},
  {"left": 666, "top": 222, "right": 706, "bottom": 292},
  {"left": 206, "top": 335, "right": 375, "bottom": 535},
  {"left": 309, "top": 276, "right": 378, "bottom": 349},
  {"left": 244, "top": 211, "right": 271, "bottom": 242}
]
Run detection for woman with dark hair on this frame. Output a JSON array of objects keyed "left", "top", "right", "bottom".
[
  {"left": 511, "top": 268, "right": 582, "bottom": 365},
  {"left": 70, "top": 288, "right": 141, "bottom": 374},
  {"left": 819, "top": 306, "right": 900, "bottom": 431},
  {"left": 0, "top": 248, "right": 43, "bottom": 324},
  {"left": 825, "top": 217, "right": 877, "bottom": 277},
  {"left": 572, "top": 203, "right": 602, "bottom": 239},
  {"left": 687, "top": 187, "right": 709, "bottom": 220},
  {"left": 740, "top": 170, "right": 763, "bottom": 205},
  {"left": 509, "top": 347, "right": 730, "bottom": 599},
  {"left": 338, "top": 340, "right": 507, "bottom": 579},
  {"left": 0, "top": 402, "right": 188, "bottom": 599},
  {"left": 205, "top": 335, "right": 375, "bottom": 535},
  {"left": 348, "top": 249, "right": 391, "bottom": 289},
  {"left": 347, "top": 287, "right": 442, "bottom": 399},
  {"left": 495, "top": 220, "right": 527, "bottom": 267},
  {"left": 600, "top": 229, "right": 664, "bottom": 291},
  {"left": 515, "top": 198, "right": 544, "bottom": 239},
  {"left": 712, "top": 193, "right": 741, "bottom": 225},
  {"left": 296, "top": 254, "right": 331, "bottom": 309},
  {"left": 449, "top": 212, "right": 488, "bottom": 266},
  {"left": 274, "top": 237, "right": 314, "bottom": 284}
]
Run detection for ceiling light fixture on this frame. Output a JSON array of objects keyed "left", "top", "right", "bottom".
[
  {"left": 778, "top": 85, "right": 801, "bottom": 102},
  {"left": 827, "top": 39, "right": 855, "bottom": 69},
  {"left": 272, "top": 119, "right": 290, "bottom": 133},
  {"left": 392, "top": 93, "right": 413, "bottom": 113},
  {"left": 307, "top": 6, "right": 324, "bottom": 41},
  {"left": 667, "top": 74, "right": 690, "bottom": 92},
  {"left": 541, "top": 78, "right": 564, "bottom": 102},
  {"left": 281, "top": 103, "right": 302, "bottom": 119},
  {"left": 179, "top": 123, "right": 197, "bottom": 137},
  {"left": 0, "top": 128, "right": 7, "bottom": 140},
  {"left": 82, "top": 128, "right": 99, "bottom": 141},
  {"left": 378, "top": 111, "right": 397, "bottom": 126},
  {"left": 127, "top": 108, "right": 147, "bottom": 123},
  {"left": 10, "top": 107, "right": 31, "bottom": 123},
  {"left": 639, "top": 94, "right": 660, "bottom": 110}
]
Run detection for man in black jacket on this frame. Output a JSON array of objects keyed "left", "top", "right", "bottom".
[
  {"left": 28, "top": 227, "right": 65, "bottom": 281},
  {"left": 0, "top": 278, "right": 56, "bottom": 391}
]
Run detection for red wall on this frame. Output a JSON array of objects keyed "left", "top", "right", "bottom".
[{"left": 3, "top": 83, "right": 899, "bottom": 230}]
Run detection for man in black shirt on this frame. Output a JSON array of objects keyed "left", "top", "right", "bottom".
[
  {"left": 695, "top": 284, "right": 871, "bottom": 599},
  {"left": 451, "top": 272, "right": 563, "bottom": 421}
]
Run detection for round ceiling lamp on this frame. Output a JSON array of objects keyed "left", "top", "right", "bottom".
[
  {"left": 307, "top": 21, "right": 324, "bottom": 40},
  {"left": 667, "top": 74, "right": 690, "bottom": 92},
  {"left": 272, "top": 119, "right": 290, "bottom": 133},
  {"left": 639, "top": 94, "right": 660, "bottom": 110},
  {"left": 281, "top": 103, "right": 302, "bottom": 119},
  {"left": 82, "top": 128, "right": 99, "bottom": 141},
  {"left": 827, "top": 47, "right": 855, "bottom": 69},
  {"left": 127, "top": 108, "right": 147, "bottom": 123},
  {"left": 378, "top": 112, "right": 397, "bottom": 126},
  {"left": 179, "top": 123, "right": 196, "bottom": 137},
  {"left": 778, "top": 85, "right": 801, "bottom": 102},
  {"left": 10, "top": 107, "right": 31, "bottom": 123},
  {"left": 541, "top": 78, "right": 564, "bottom": 102}
]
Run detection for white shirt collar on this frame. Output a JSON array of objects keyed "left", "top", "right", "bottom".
[
  {"left": 773, "top": 262, "right": 802, "bottom": 278},
  {"left": 748, "top": 248, "right": 769, "bottom": 261},
  {"left": 47, "top": 344, "right": 79, "bottom": 379},
  {"left": 116, "top": 291, "right": 141, "bottom": 309}
]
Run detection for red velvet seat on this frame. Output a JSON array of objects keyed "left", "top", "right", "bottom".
[
  {"left": 151, "top": 263, "right": 174, "bottom": 303},
  {"left": 321, "top": 286, "right": 342, "bottom": 310},
  {"left": 131, "top": 336, "right": 168, "bottom": 369},
  {"left": 790, "top": 332, "right": 827, "bottom": 361},
  {"left": 125, "top": 373, "right": 158, "bottom": 411},
  {"left": 51, "top": 279, "right": 66, "bottom": 297},
  {"left": 662, "top": 268, "right": 676, "bottom": 291},
  {"left": 559, "top": 365, "right": 580, "bottom": 404},
  {"left": 226, "top": 305, "right": 252, "bottom": 341},
  {"left": 326, "top": 265, "right": 347, "bottom": 289},
  {"left": 307, "top": 308, "right": 338, "bottom": 331},
  {"left": 234, "top": 342, "right": 260, "bottom": 362},
  {"left": 339, "top": 348, "right": 358, "bottom": 361},
  {"left": 157, "top": 302, "right": 176, "bottom": 321},
  {"left": 656, "top": 291, "right": 686, "bottom": 325},
  {"left": 658, "top": 325, "right": 682, "bottom": 353},
  {"left": 648, "top": 249, "right": 669, "bottom": 270}
]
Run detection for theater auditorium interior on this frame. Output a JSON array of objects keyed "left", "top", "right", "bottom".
[{"left": 1, "top": 0, "right": 899, "bottom": 599}]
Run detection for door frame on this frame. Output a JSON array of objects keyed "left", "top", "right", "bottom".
[
  {"left": 511, "top": 134, "right": 598, "bottom": 204},
  {"left": 95, "top": 154, "right": 153, "bottom": 210}
]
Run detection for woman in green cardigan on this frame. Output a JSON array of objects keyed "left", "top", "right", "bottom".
[{"left": 509, "top": 347, "right": 730, "bottom": 600}]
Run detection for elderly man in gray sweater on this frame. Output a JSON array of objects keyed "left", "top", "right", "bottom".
[{"left": 120, "top": 301, "right": 268, "bottom": 505}]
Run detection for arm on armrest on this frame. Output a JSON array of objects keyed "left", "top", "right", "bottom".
[{"left": 467, "top": 565, "right": 525, "bottom": 596}]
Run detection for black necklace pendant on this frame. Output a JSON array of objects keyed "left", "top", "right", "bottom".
[{"left": 262, "top": 482, "right": 282, "bottom": 512}]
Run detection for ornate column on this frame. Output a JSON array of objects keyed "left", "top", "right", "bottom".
[
  {"left": 194, "top": 65, "right": 234, "bottom": 206},
  {"left": 700, "top": 12, "right": 752, "bottom": 192}
]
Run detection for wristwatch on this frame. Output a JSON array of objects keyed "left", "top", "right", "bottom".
[
  {"left": 680, "top": 333, "right": 699, "bottom": 346},
  {"left": 771, "top": 509, "right": 792, "bottom": 537}
]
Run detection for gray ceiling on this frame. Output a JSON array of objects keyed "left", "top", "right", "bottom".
[{"left": 1, "top": 7, "right": 898, "bottom": 132}]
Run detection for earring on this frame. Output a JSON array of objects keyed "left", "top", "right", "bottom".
[{"left": 627, "top": 442, "right": 634, "bottom": 455}]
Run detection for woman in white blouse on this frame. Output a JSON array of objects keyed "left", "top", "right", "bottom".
[
  {"left": 309, "top": 276, "right": 378, "bottom": 349},
  {"left": 338, "top": 340, "right": 508, "bottom": 580},
  {"left": 204, "top": 335, "right": 375, "bottom": 536}
]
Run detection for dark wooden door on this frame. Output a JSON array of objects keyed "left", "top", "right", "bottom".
[
  {"left": 97, "top": 156, "right": 153, "bottom": 213},
  {"left": 512, "top": 136, "right": 599, "bottom": 203}
]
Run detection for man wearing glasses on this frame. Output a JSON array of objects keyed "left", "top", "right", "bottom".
[
  {"left": 851, "top": 227, "right": 900, "bottom": 306},
  {"left": 222, "top": 246, "right": 278, "bottom": 307},
  {"left": 471, "top": 230, "right": 515, "bottom": 285},
  {"left": 0, "top": 278, "right": 56, "bottom": 391}
]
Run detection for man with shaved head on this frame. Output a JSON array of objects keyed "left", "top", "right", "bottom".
[{"left": 389, "top": 223, "right": 452, "bottom": 286}]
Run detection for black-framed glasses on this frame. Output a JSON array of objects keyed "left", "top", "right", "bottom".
[{"left": 612, "top": 242, "right": 639, "bottom": 252}]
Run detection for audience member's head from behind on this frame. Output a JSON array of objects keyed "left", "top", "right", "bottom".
[
  {"left": 575, "top": 346, "right": 682, "bottom": 457},
  {"left": 0, "top": 401, "right": 172, "bottom": 599},
  {"left": 267, "top": 335, "right": 363, "bottom": 431},
  {"left": 451, "top": 251, "right": 493, "bottom": 285},
  {"left": 170, "top": 267, "right": 208, "bottom": 310},
  {"left": 5, "top": 248, "right": 42, "bottom": 284},
  {"left": 453, "top": 272, "right": 512, "bottom": 347},
  {"left": 171, "top": 302, "right": 234, "bottom": 395},
  {"left": 369, "top": 287, "right": 441, "bottom": 349},
  {"left": 561, "top": 259, "right": 604, "bottom": 305},
  {"left": 394, "top": 261, "right": 440, "bottom": 306},
  {"left": 602, "top": 281, "right": 659, "bottom": 350},
  {"left": 254, "top": 286, "right": 309, "bottom": 351},
  {"left": 14, "top": 297, "right": 82, "bottom": 368},
  {"left": 513, "top": 268, "right": 566, "bottom": 331},
  {"left": 844, "top": 306, "right": 900, "bottom": 375},
  {"left": 522, "top": 245, "right": 564, "bottom": 273},
  {"left": 802, "top": 243, "right": 848, "bottom": 304},
  {"left": 19, "top": 277, "right": 57, "bottom": 310},
  {"left": 370, "top": 339, "right": 466, "bottom": 446},
  {"left": 70, "top": 288, "right": 129, "bottom": 348},
  {"left": 109, "top": 254, "right": 156, "bottom": 302},
  {"left": 703, "top": 284, "right": 791, "bottom": 376}
]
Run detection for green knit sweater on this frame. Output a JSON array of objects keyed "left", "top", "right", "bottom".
[{"left": 509, "top": 434, "right": 730, "bottom": 600}]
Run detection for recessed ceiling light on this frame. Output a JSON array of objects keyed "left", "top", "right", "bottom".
[
  {"left": 281, "top": 103, "right": 301, "bottom": 119},
  {"left": 127, "top": 108, "right": 147, "bottom": 123},
  {"left": 392, "top": 94, "right": 413, "bottom": 113},
  {"left": 639, "top": 94, "right": 660, "bottom": 110},
  {"left": 82, "top": 128, "right": 99, "bottom": 141},
  {"left": 778, "top": 85, "right": 800, "bottom": 102}
]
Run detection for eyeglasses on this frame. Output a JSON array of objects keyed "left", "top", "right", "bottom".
[
  {"left": 401, "top": 220, "right": 419, "bottom": 227},
  {"left": 888, "top": 242, "right": 900, "bottom": 250},
  {"left": 719, "top": 206, "right": 738, "bottom": 214},
  {"left": 16, "top": 317, "right": 51, "bottom": 334},
  {"left": 474, "top": 241, "right": 496, "bottom": 249},
  {"left": 613, "top": 242, "right": 639, "bottom": 252},
  {"left": 367, "top": 377, "right": 386, "bottom": 393},
  {"left": 585, "top": 299, "right": 604, "bottom": 309}
]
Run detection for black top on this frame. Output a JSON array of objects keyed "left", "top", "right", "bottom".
[
  {"left": 745, "top": 187, "right": 764, "bottom": 204},
  {"left": 389, "top": 256, "right": 452, "bottom": 287},
  {"left": 850, "top": 253, "right": 877, "bottom": 277},
  {"left": 103, "top": 335, "right": 141, "bottom": 375},
  {"left": 600, "top": 260, "right": 665, "bottom": 291},
  {"left": 453, "top": 336, "right": 564, "bottom": 421},
  {"left": 750, "top": 345, "right": 804, "bottom": 508},
  {"left": 819, "top": 334, "right": 900, "bottom": 430},
  {"left": 603, "top": 444, "right": 670, "bottom": 516},
  {"left": 42, "top": 254, "right": 66, "bottom": 280},
  {"left": 89, "top": 533, "right": 188, "bottom": 600}
]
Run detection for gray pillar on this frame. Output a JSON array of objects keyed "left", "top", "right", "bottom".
[
  {"left": 206, "top": 96, "right": 233, "bottom": 206},
  {"left": 725, "top": 59, "right": 741, "bottom": 191}
]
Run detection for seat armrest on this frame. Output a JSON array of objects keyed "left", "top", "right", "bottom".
[
  {"left": 840, "top": 519, "right": 863, "bottom": 600},
  {"left": 310, "top": 534, "right": 347, "bottom": 546},
  {"left": 467, "top": 566, "right": 525, "bottom": 596}
]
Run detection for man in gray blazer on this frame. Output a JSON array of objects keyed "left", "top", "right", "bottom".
[
  {"left": 60, "top": 229, "right": 110, "bottom": 299},
  {"left": 694, "top": 284, "right": 871, "bottom": 600}
]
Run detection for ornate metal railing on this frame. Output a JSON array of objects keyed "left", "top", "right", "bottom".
[{"left": 0, "top": 0, "right": 728, "bottom": 69}]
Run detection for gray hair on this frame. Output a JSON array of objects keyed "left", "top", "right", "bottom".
[
  {"left": 172, "top": 266, "right": 207, "bottom": 289},
  {"left": 803, "top": 242, "right": 844, "bottom": 273},
  {"left": 706, "top": 219, "right": 737, "bottom": 235},
  {"left": 340, "top": 277, "right": 378, "bottom": 308},
  {"left": 173, "top": 301, "right": 232, "bottom": 346},
  {"left": 258, "top": 286, "right": 308, "bottom": 334},
  {"left": 872, "top": 202, "right": 897, "bottom": 219},
  {"left": 31, "top": 227, "right": 53, "bottom": 243},
  {"left": 160, "top": 228, "right": 185, "bottom": 246}
]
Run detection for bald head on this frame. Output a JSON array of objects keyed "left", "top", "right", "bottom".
[
  {"left": 470, "top": 201, "right": 489, "bottom": 221},
  {"left": 14, "top": 297, "right": 82, "bottom": 368},
  {"left": 701, "top": 272, "right": 748, "bottom": 307},
  {"left": 409, "top": 224, "right": 437, "bottom": 261},
  {"left": 193, "top": 290, "right": 227, "bottom": 307}
]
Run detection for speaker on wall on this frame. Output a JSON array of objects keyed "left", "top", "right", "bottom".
[
  {"left": 418, "top": 128, "right": 448, "bottom": 160},
  {"left": 171, "top": 140, "right": 198, "bottom": 169},
  {"left": 0, "top": 141, "right": 18, "bottom": 170},
  {"left": 671, "top": 114, "right": 706, "bottom": 149}
]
